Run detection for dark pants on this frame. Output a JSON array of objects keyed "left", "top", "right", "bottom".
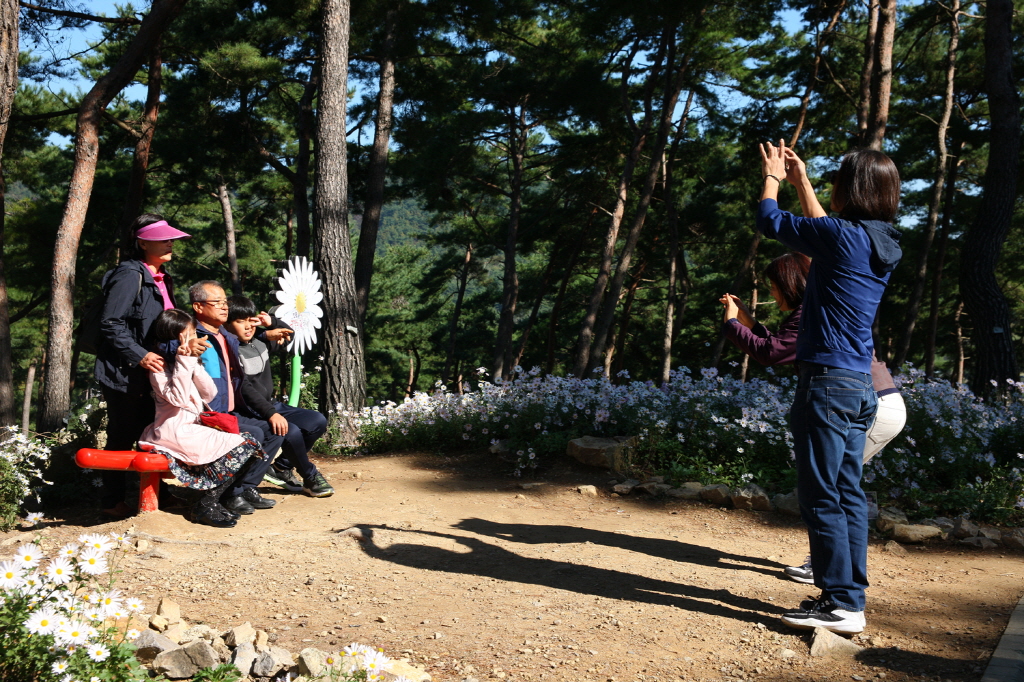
[
  {"left": 271, "top": 403, "right": 328, "bottom": 481},
  {"left": 226, "top": 416, "right": 283, "bottom": 498},
  {"left": 100, "top": 382, "right": 155, "bottom": 508},
  {"left": 790, "top": 362, "right": 877, "bottom": 612}
]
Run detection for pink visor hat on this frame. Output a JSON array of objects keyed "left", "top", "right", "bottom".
[{"left": 135, "top": 220, "right": 191, "bottom": 241}]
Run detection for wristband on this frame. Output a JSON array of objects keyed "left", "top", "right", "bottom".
[{"left": 764, "top": 174, "right": 782, "bottom": 184}]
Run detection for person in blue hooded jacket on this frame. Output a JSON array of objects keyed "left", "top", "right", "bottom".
[{"left": 757, "top": 140, "right": 902, "bottom": 635}]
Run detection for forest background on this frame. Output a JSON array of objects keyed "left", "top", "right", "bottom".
[{"left": 0, "top": 0, "right": 1021, "bottom": 440}]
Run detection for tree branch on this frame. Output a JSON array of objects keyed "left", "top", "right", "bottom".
[
  {"left": 6, "top": 106, "right": 78, "bottom": 123},
  {"left": 18, "top": 1, "right": 141, "bottom": 25}
]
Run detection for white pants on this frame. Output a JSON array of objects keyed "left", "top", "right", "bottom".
[{"left": 862, "top": 392, "right": 907, "bottom": 464}]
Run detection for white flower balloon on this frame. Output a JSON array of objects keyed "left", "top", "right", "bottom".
[{"left": 274, "top": 256, "right": 324, "bottom": 356}]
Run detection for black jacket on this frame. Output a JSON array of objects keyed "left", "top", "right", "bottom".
[
  {"left": 236, "top": 315, "right": 294, "bottom": 420},
  {"left": 94, "top": 259, "right": 176, "bottom": 393}
]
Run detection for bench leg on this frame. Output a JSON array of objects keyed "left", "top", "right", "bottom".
[{"left": 138, "top": 472, "right": 161, "bottom": 513}]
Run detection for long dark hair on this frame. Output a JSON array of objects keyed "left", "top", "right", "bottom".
[
  {"left": 152, "top": 309, "right": 194, "bottom": 367},
  {"left": 122, "top": 213, "right": 165, "bottom": 263},
  {"left": 764, "top": 252, "right": 811, "bottom": 310},
  {"left": 831, "top": 149, "right": 901, "bottom": 222}
]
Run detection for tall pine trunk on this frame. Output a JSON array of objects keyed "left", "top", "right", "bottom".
[
  {"left": 891, "top": 0, "right": 959, "bottom": 370},
  {"left": 856, "top": 0, "right": 879, "bottom": 139},
  {"left": 0, "top": 0, "right": 18, "bottom": 426},
  {"left": 958, "top": 0, "right": 1020, "bottom": 397},
  {"left": 216, "top": 178, "right": 242, "bottom": 295},
  {"left": 863, "top": 0, "right": 895, "bottom": 150},
  {"left": 491, "top": 106, "right": 526, "bottom": 380},
  {"left": 314, "top": 0, "right": 365, "bottom": 439},
  {"left": 925, "top": 138, "right": 963, "bottom": 377},
  {"left": 353, "top": 4, "right": 397, "bottom": 327},
  {"left": 294, "top": 75, "right": 317, "bottom": 259},
  {"left": 38, "top": 0, "right": 187, "bottom": 433},
  {"left": 119, "top": 41, "right": 163, "bottom": 242}
]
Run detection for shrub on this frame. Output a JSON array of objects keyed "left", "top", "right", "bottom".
[{"left": 0, "top": 427, "right": 53, "bottom": 531}]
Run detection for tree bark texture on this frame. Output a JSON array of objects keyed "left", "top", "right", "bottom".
[
  {"left": 925, "top": 138, "right": 963, "bottom": 377},
  {"left": 38, "top": 0, "right": 187, "bottom": 433},
  {"left": 313, "top": 0, "right": 365, "bottom": 440},
  {"left": 217, "top": 178, "right": 242, "bottom": 295},
  {"left": 958, "top": 0, "right": 1020, "bottom": 397},
  {"left": 864, "top": 0, "right": 895, "bottom": 150},
  {"left": 294, "top": 74, "right": 317, "bottom": 259},
  {"left": 0, "top": 0, "right": 19, "bottom": 426},
  {"left": 856, "top": 0, "right": 879, "bottom": 141},
  {"left": 353, "top": 4, "right": 397, "bottom": 326},
  {"left": 891, "top": 0, "right": 959, "bottom": 371},
  {"left": 21, "top": 357, "right": 35, "bottom": 435},
  {"left": 119, "top": 41, "right": 163, "bottom": 243}
]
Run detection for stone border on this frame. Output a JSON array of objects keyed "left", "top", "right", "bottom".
[{"left": 981, "top": 592, "right": 1024, "bottom": 682}]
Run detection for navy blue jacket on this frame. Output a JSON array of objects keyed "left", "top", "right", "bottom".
[
  {"left": 756, "top": 198, "right": 902, "bottom": 374},
  {"left": 94, "top": 259, "right": 176, "bottom": 393}
]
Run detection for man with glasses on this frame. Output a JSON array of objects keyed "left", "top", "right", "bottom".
[{"left": 188, "top": 280, "right": 283, "bottom": 514}]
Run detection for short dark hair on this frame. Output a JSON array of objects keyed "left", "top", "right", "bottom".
[
  {"left": 765, "top": 252, "right": 811, "bottom": 310},
  {"left": 152, "top": 308, "right": 194, "bottom": 343},
  {"left": 831, "top": 149, "right": 901, "bottom": 222},
  {"left": 189, "top": 280, "right": 223, "bottom": 304},
  {"left": 122, "top": 213, "right": 164, "bottom": 262},
  {"left": 227, "top": 295, "right": 258, "bottom": 322}
]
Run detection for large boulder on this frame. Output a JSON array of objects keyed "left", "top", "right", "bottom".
[
  {"left": 891, "top": 524, "right": 942, "bottom": 544},
  {"left": 666, "top": 484, "right": 702, "bottom": 501},
  {"left": 951, "top": 517, "right": 979, "bottom": 539},
  {"left": 566, "top": 436, "right": 634, "bottom": 472},
  {"left": 1001, "top": 528, "right": 1024, "bottom": 550},
  {"left": 152, "top": 648, "right": 197, "bottom": 679},
  {"left": 699, "top": 484, "right": 732, "bottom": 506},
  {"left": 876, "top": 507, "right": 908, "bottom": 532},
  {"left": 232, "top": 642, "right": 258, "bottom": 676},
  {"left": 182, "top": 640, "right": 220, "bottom": 670},
  {"left": 134, "top": 630, "right": 178, "bottom": 664},
  {"left": 731, "top": 484, "right": 772, "bottom": 512}
]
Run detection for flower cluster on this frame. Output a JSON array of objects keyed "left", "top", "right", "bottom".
[
  {"left": 319, "top": 643, "right": 413, "bottom": 681},
  {"left": 0, "top": 531, "right": 149, "bottom": 681},
  {"left": 0, "top": 427, "right": 53, "bottom": 517}
]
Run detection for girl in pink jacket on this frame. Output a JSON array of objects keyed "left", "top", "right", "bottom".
[{"left": 140, "top": 309, "right": 267, "bottom": 528}]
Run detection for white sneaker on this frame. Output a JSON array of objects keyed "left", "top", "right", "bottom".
[{"left": 781, "top": 599, "right": 865, "bottom": 635}]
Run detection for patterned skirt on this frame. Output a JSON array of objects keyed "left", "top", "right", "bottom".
[{"left": 155, "top": 433, "right": 267, "bottom": 490}]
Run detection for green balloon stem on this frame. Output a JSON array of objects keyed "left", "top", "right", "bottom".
[{"left": 288, "top": 352, "right": 302, "bottom": 407}]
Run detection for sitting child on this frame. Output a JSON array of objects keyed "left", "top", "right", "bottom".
[
  {"left": 140, "top": 309, "right": 269, "bottom": 528},
  {"left": 225, "top": 295, "right": 334, "bottom": 497}
]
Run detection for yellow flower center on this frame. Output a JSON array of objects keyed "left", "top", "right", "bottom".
[{"left": 295, "top": 291, "right": 307, "bottom": 314}]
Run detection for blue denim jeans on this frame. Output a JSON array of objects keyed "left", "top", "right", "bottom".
[{"left": 790, "top": 362, "right": 877, "bottom": 611}]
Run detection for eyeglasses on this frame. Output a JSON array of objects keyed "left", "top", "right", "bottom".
[{"left": 200, "top": 299, "right": 228, "bottom": 308}]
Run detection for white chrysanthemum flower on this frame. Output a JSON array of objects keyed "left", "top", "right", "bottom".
[
  {"left": 77, "top": 549, "right": 108, "bottom": 576},
  {"left": 57, "top": 543, "right": 79, "bottom": 560},
  {"left": 56, "top": 620, "right": 94, "bottom": 646},
  {"left": 0, "top": 560, "right": 24, "bottom": 589},
  {"left": 98, "top": 589, "right": 122, "bottom": 615},
  {"left": 13, "top": 543, "right": 43, "bottom": 569},
  {"left": 24, "top": 511, "right": 44, "bottom": 524},
  {"left": 45, "top": 557, "right": 74, "bottom": 584},
  {"left": 361, "top": 649, "right": 391, "bottom": 674},
  {"left": 274, "top": 256, "right": 323, "bottom": 356},
  {"left": 126, "top": 597, "right": 144, "bottom": 612},
  {"left": 343, "top": 642, "right": 371, "bottom": 656},
  {"left": 79, "top": 533, "right": 114, "bottom": 553},
  {"left": 126, "top": 628, "right": 140, "bottom": 640},
  {"left": 83, "top": 608, "right": 103, "bottom": 622},
  {"left": 19, "top": 572, "right": 43, "bottom": 594},
  {"left": 51, "top": 659, "right": 69, "bottom": 674},
  {"left": 25, "top": 608, "right": 59, "bottom": 634},
  {"left": 87, "top": 644, "right": 109, "bottom": 662},
  {"left": 110, "top": 531, "right": 128, "bottom": 545}
]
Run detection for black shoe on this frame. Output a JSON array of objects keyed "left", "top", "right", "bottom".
[
  {"left": 221, "top": 495, "right": 255, "bottom": 515},
  {"left": 303, "top": 472, "right": 335, "bottom": 498},
  {"left": 241, "top": 488, "right": 276, "bottom": 509},
  {"left": 191, "top": 505, "right": 238, "bottom": 528},
  {"left": 265, "top": 464, "right": 304, "bottom": 493},
  {"left": 781, "top": 598, "right": 865, "bottom": 634},
  {"left": 220, "top": 505, "right": 241, "bottom": 520}
]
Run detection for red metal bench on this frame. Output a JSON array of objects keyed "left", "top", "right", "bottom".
[{"left": 75, "top": 449, "right": 172, "bottom": 513}]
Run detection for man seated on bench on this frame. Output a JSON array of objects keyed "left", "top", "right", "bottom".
[
  {"left": 224, "top": 295, "right": 334, "bottom": 498},
  {"left": 186, "top": 280, "right": 284, "bottom": 515}
]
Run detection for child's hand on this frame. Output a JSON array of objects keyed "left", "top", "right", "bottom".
[
  {"left": 177, "top": 329, "right": 193, "bottom": 356},
  {"left": 255, "top": 311, "right": 273, "bottom": 327},
  {"left": 265, "top": 328, "right": 293, "bottom": 346}
]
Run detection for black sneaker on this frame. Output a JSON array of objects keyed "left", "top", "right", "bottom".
[
  {"left": 781, "top": 598, "right": 865, "bottom": 634},
  {"left": 303, "top": 472, "right": 335, "bottom": 498},
  {"left": 241, "top": 488, "right": 276, "bottom": 509},
  {"left": 264, "top": 464, "right": 304, "bottom": 493},
  {"left": 784, "top": 555, "right": 814, "bottom": 584},
  {"left": 221, "top": 495, "right": 255, "bottom": 515}
]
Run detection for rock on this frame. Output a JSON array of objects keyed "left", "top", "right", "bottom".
[
  {"left": 386, "top": 659, "right": 432, "bottom": 681},
  {"left": 211, "top": 637, "right": 231, "bottom": 662},
  {"left": 224, "top": 622, "right": 256, "bottom": 647},
  {"left": 153, "top": 648, "right": 198, "bottom": 679},
  {"left": 254, "top": 629, "right": 270, "bottom": 652},
  {"left": 179, "top": 624, "right": 215, "bottom": 644},
  {"left": 157, "top": 597, "right": 181, "bottom": 624},
  {"left": 644, "top": 476, "right": 665, "bottom": 484},
  {"left": 665, "top": 487, "right": 702, "bottom": 500},
  {"left": 133, "top": 629, "right": 178, "bottom": 664},
  {"left": 960, "top": 536, "right": 999, "bottom": 550},
  {"left": 883, "top": 540, "right": 908, "bottom": 556},
  {"left": 978, "top": 526, "right": 1002, "bottom": 542},
  {"left": 1001, "top": 528, "right": 1024, "bottom": 550},
  {"left": 876, "top": 507, "right": 908, "bottom": 532},
  {"left": 576, "top": 485, "right": 598, "bottom": 497},
  {"left": 183, "top": 640, "right": 220, "bottom": 669},
  {"left": 566, "top": 436, "right": 634, "bottom": 472},
  {"left": 252, "top": 646, "right": 295, "bottom": 678},
  {"left": 731, "top": 484, "right": 772, "bottom": 512},
  {"left": 891, "top": 524, "right": 942, "bottom": 543},
  {"left": 135, "top": 538, "right": 151, "bottom": 553},
  {"left": 376, "top": 615, "right": 388, "bottom": 623},
  {"left": 699, "top": 484, "right": 732, "bottom": 506},
  {"left": 772, "top": 491, "right": 801, "bottom": 517},
  {"left": 611, "top": 479, "right": 640, "bottom": 495},
  {"left": 951, "top": 517, "right": 979, "bottom": 539},
  {"left": 232, "top": 642, "right": 258, "bottom": 676},
  {"left": 809, "top": 627, "right": 863, "bottom": 658},
  {"left": 931, "top": 516, "right": 955, "bottom": 530},
  {"left": 149, "top": 614, "right": 169, "bottom": 632},
  {"left": 778, "top": 648, "right": 797, "bottom": 659},
  {"left": 163, "top": 622, "right": 187, "bottom": 644},
  {"left": 298, "top": 647, "right": 330, "bottom": 678},
  {"left": 636, "top": 482, "right": 672, "bottom": 496}
]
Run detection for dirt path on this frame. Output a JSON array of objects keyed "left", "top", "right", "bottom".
[{"left": 14, "top": 451, "right": 1023, "bottom": 682}]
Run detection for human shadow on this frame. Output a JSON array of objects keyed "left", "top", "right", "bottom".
[
  {"left": 453, "top": 517, "right": 788, "bottom": 579},
  {"left": 353, "top": 523, "right": 786, "bottom": 625}
]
